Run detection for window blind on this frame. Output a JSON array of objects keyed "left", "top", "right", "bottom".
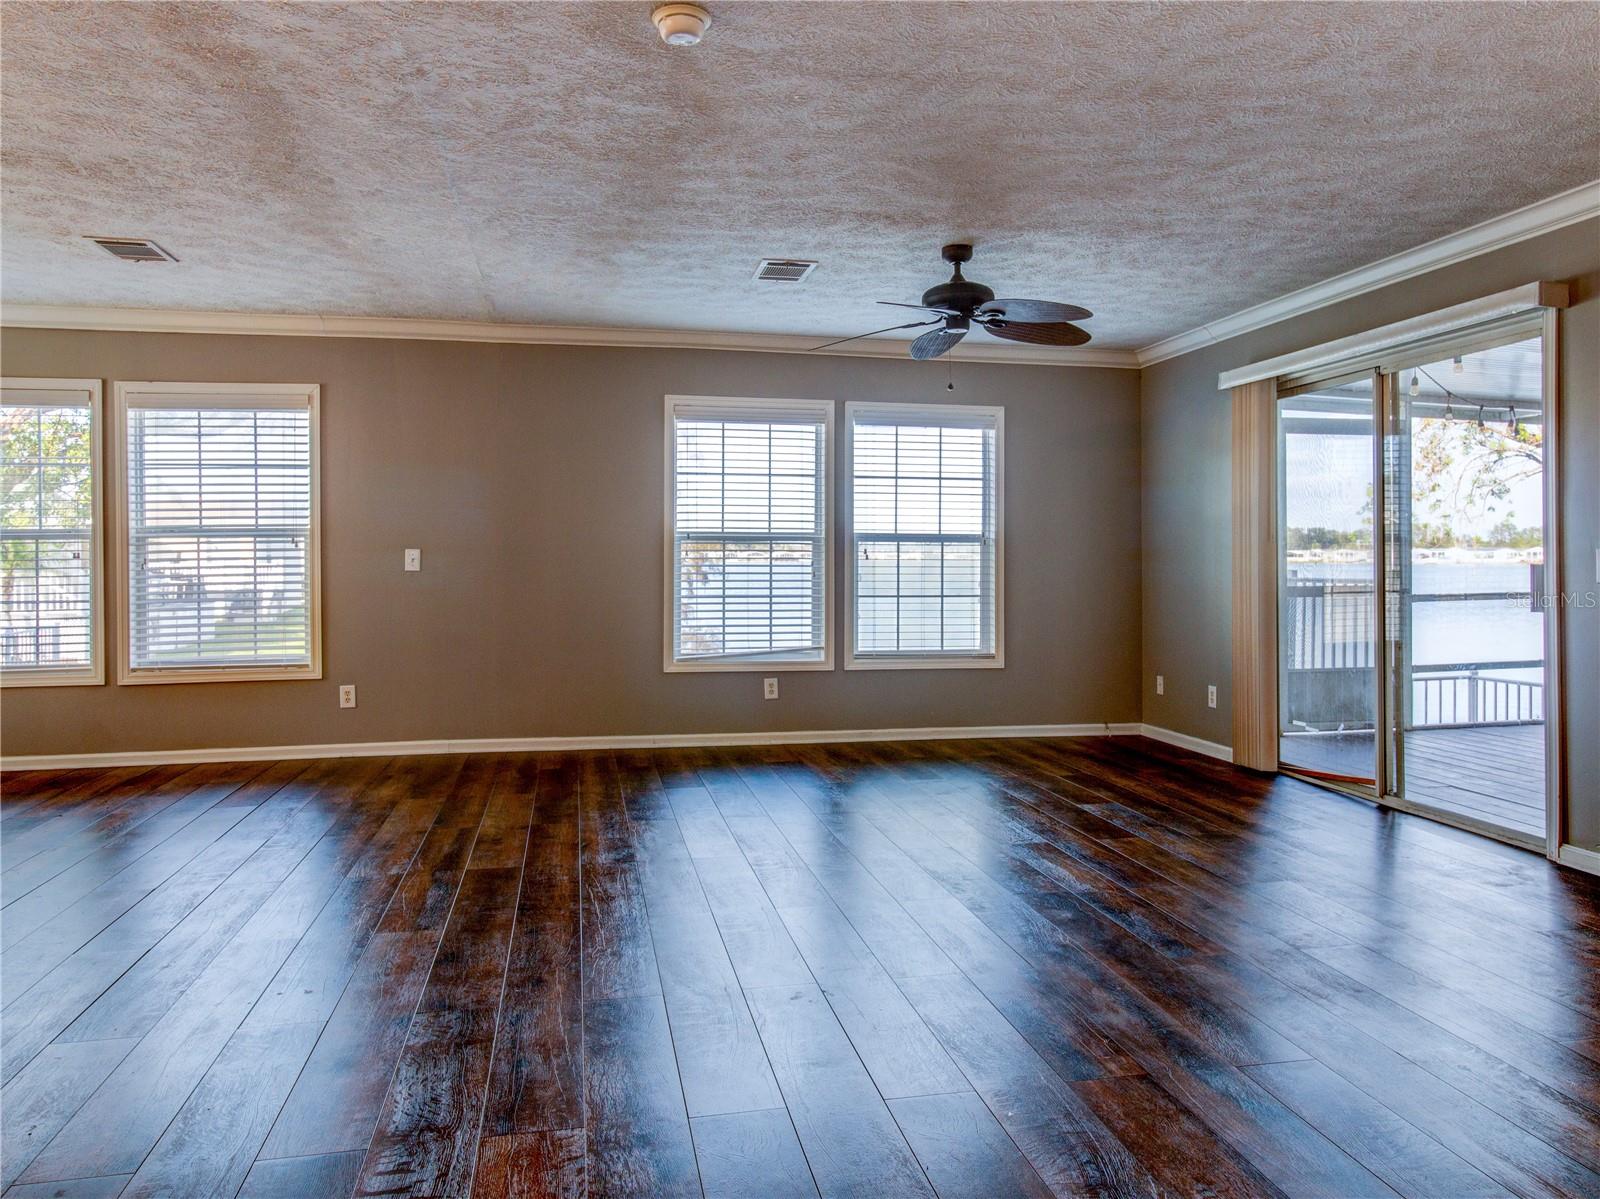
[
  {"left": 849, "top": 405, "right": 999, "bottom": 660},
  {"left": 670, "top": 399, "right": 828, "bottom": 665},
  {"left": 0, "top": 396, "right": 95, "bottom": 676},
  {"left": 126, "top": 403, "right": 313, "bottom": 672}
]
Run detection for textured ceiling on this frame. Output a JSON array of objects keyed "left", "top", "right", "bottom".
[{"left": 2, "top": 2, "right": 1596, "bottom": 349}]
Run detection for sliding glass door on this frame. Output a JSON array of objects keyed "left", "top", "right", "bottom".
[
  {"left": 1386, "top": 335, "right": 1548, "bottom": 842},
  {"left": 1278, "top": 374, "right": 1378, "bottom": 782},
  {"left": 1276, "top": 326, "right": 1552, "bottom": 847}
]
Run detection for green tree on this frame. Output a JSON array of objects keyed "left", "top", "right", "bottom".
[
  {"left": 1411, "top": 414, "right": 1541, "bottom": 547},
  {"left": 0, "top": 405, "right": 93, "bottom": 624}
]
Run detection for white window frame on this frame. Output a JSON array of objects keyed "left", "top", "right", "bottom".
[
  {"left": 113, "top": 381, "right": 322, "bottom": 685},
  {"left": 663, "top": 394, "right": 834, "bottom": 672},
  {"left": 844, "top": 401, "right": 1005, "bottom": 670},
  {"left": 0, "top": 378, "right": 105, "bottom": 687}
]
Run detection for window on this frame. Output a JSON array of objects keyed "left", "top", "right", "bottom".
[
  {"left": 116, "top": 383, "right": 320, "bottom": 683},
  {"left": 666, "top": 396, "right": 832, "bottom": 670},
  {"left": 1, "top": 379, "right": 103, "bottom": 686},
  {"left": 846, "top": 403, "right": 1002, "bottom": 668}
]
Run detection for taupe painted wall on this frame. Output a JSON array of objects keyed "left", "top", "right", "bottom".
[
  {"left": 0, "top": 332, "right": 1142, "bottom": 755},
  {"left": 1140, "top": 218, "right": 1600, "bottom": 847}
]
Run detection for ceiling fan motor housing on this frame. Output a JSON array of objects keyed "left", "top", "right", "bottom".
[
  {"left": 922, "top": 275, "right": 994, "bottom": 314},
  {"left": 923, "top": 242, "right": 993, "bottom": 312}
]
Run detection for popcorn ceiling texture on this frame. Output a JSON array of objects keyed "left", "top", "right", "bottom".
[{"left": 2, "top": 1, "right": 1595, "bottom": 349}]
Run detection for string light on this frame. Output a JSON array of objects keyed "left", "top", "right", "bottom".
[
  {"left": 1476, "top": 406, "right": 1486, "bottom": 429},
  {"left": 1415, "top": 366, "right": 1467, "bottom": 429},
  {"left": 1408, "top": 372, "right": 1420, "bottom": 397},
  {"left": 1507, "top": 405, "right": 1519, "bottom": 436},
  {"left": 1452, "top": 355, "right": 1465, "bottom": 374}
]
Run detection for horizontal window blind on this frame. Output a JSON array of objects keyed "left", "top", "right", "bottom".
[
  {"left": 127, "top": 403, "right": 313, "bottom": 671},
  {"left": 850, "top": 406, "right": 999, "bottom": 660},
  {"left": 1, "top": 397, "right": 95, "bottom": 675},
  {"left": 670, "top": 399, "right": 828, "bottom": 665}
]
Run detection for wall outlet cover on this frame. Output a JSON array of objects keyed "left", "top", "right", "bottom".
[
  {"left": 339, "top": 684, "right": 357, "bottom": 708},
  {"left": 763, "top": 677, "right": 779, "bottom": 700}
]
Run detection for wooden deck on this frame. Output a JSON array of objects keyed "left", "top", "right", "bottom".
[
  {"left": 1281, "top": 723, "right": 1546, "bottom": 841},
  {"left": 2, "top": 738, "right": 1596, "bottom": 1198},
  {"left": 1407, "top": 724, "right": 1547, "bottom": 840}
]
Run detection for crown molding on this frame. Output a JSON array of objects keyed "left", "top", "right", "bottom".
[
  {"left": 1135, "top": 179, "right": 1600, "bottom": 367},
  {"left": 0, "top": 304, "right": 1141, "bottom": 369}
]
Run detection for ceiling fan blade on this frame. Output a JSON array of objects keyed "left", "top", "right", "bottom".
[
  {"left": 978, "top": 319, "right": 1092, "bottom": 347},
  {"left": 978, "top": 298, "right": 1093, "bottom": 323},
  {"left": 810, "top": 319, "right": 940, "bottom": 352},
  {"left": 909, "top": 326, "right": 967, "bottom": 360},
  {"left": 878, "top": 299, "right": 959, "bottom": 314}
]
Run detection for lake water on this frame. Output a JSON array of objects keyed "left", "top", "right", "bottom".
[{"left": 1287, "top": 560, "right": 1543, "bottom": 681}]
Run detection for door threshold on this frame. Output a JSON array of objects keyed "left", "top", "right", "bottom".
[{"left": 1281, "top": 768, "right": 1545, "bottom": 853}]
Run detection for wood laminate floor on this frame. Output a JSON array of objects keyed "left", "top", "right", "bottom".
[{"left": 2, "top": 737, "right": 1597, "bottom": 1198}]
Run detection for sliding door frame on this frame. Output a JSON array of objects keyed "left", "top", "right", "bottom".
[
  {"left": 1372, "top": 368, "right": 1391, "bottom": 802},
  {"left": 1541, "top": 307, "right": 1564, "bottom": 857},
  {"left": 1231, "top": 284, "right": 1574, "bottom": 864},
  {"left": 1369, "top": 320, "right": 1559, "bottom": 853}
]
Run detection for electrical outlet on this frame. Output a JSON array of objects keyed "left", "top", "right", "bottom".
[
  {"left": 339, "top": 684, "right": 357, "bottom": 709},
  {"left": 1155, "top": 674, "right": 1164, "bottom": 696},
  {"left": 1207, "top": 684, "right": 1217, "bottom": 709},
  {"left": 404, "top": 548, "right": 421, "bottom": 572},
  {"left": 763, "top": 677, "right": 779, "bottom": 700}
]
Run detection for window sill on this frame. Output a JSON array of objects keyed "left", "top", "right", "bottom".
[
  {"left": 119, "top": 664, "right": 322, "bottom": 685},
  {"left": 844, "top": 655, "right": 1004, "bottom": 671},
  {"left": 1, "top": 667, "right": 104, "bottom": 688},
  {"left": 665, "top": 657, "right": 833, "bottom": 673}
]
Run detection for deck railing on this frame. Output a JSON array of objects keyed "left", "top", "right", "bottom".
[
  {"left": 1285, "top": 579, "right": 1375, "bottom": 669},
  {"left": 1413, "top": 671, "right": 1543, "bottom": 726},
  {"left": 1284, "top": 577, "right": 1543, "bottom": 731}
]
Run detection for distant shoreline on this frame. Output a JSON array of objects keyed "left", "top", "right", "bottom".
[{"left": 1286, "top": 549, "right": 1542, "bottom": 565}]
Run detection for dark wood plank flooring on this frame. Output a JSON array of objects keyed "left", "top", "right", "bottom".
[{"left": 2, "top": 737, "right": 1597, "bottom": 1198}]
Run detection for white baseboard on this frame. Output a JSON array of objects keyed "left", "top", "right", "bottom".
[
  {"left": 1557, "top": 844, "right": 1600, "bottom": 877},
  {"left": 1, "top": 722, "right": 1145, "bottom": 771},
  {"left": 1132, "top": 724, "right": 1235, "bottom": 763}
]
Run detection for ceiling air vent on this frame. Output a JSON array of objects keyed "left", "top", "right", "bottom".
[
  {"left": 86, "top": 236, "right": 179, "bottom": 263},
  {"left": 753, "top": 258, "right": 817, "bottom": 283}
]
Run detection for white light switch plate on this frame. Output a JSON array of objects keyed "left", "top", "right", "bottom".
[
  {"left": 1155, "top": 675, "right": 1164, "bottom": 695},
  {"left": 404, "top": 549, "right": 421, "bottom": 572}
]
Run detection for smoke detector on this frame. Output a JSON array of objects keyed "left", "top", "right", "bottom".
[{"left": 652, "top": 3, "right": 711, "bottom": 46}]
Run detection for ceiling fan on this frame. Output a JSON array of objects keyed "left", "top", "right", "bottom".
[{"left": 813, "top": 243, "right": 1093, "bottom": 360}]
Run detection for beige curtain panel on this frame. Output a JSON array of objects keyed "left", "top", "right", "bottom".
[{"left": 1231, "top": 378, "right": 1279, "bottom": 772}]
